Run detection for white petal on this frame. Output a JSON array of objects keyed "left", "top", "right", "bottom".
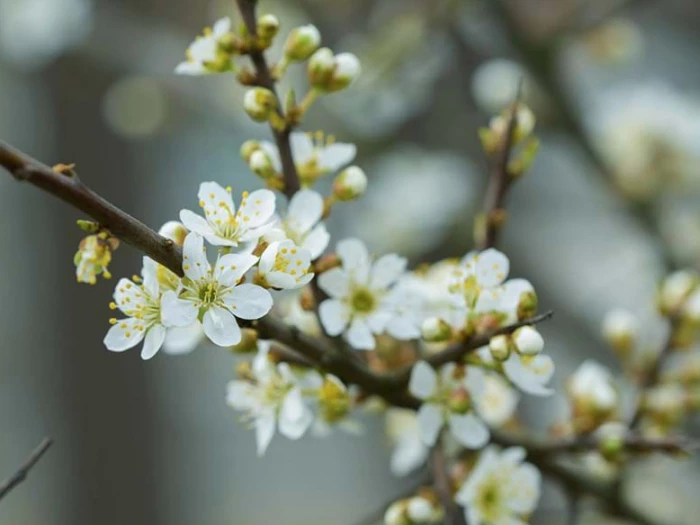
[
  {"left": 509, "top": 463, "right": 541, "bottom": 514},
  {"left": 182, "top": 233, "right": 210, "bottom": 281},
  {"left": 279, "top": 388, "right": 313, "bottom": 439},
  {"left": 302, "top": 223, "right": 330, "bottom": 260},
  {"left": 141, "top": 257, "right": 160, "bottom": 296},
  {"left": 238, "top": 189, "right": 276, "bottom": 228},
  {"left": 160, "top": 290, "right": 199, "bottom": 327},
  {"left": 408, "top": 361, "right": 438, "bottom": 399},
  {"left": 175, "top": 61, "right": 207, "bottom": 75},
  {"left": 448, "top": 413, "right": 490, "bottom": 449},
  {"left": 163, "top": 322, "right": 204, "bottom": 355},
  {"left": 112, "top": 278, "right": 147, "bottom": 316},
  {"left": 104, "top": 318, "right": 145, "bottom": 352},
  {"left": 198, "top": 181, "right": 234, "bottom": 216},
  {"left": 476, "top": 248, "right": 510, "bottom": 288},
  {"left": 318, "top": 299, "right": 350, "bottom": 336},
  {"left": 287, "top": 189, "right": 323, "bottom": 234},
  {"left": 337, "top": 238, "right": 369, "bottom": 274},
  {"left": 258, "top": 242, "right": 278, "bottom": 274},
  {"left": 317, "top": 268, "right": 350, "bottom": 298},
  {"left": 141, "top": 324, "right": 166, "bottom": 360},
  {"left": 260, "top": 141, "right": 282, "bottom": 172},
  {"left": 346, "top": 318, "right": 375, "bottom": 350},
  {"left": 239, "top": 222, "right": 275, "bottom": 243},
  {"left": 416, "top": 403, "right": 443, "bottom": 446},
  {"left": 202, "top": 306, "right": 242, "bottom": 346},
  {"left": 225, "top": 284, "right": 273, "bottom": 320},
  {"left": 289, "top": 132, "right": 315, "bottom": 164},
  {"left": 503, "top": 354, "right": 554, "bottom": 396},
  {"left": 366, "top": 310, "right": 392, "bottom": 333},
  {"left": 267, "top": 271, "right": 298, "bottom": 290},
  {"left": 212, "top": 16, "right": 231, "bottom": 37},
  {"left": 318, "top": 142, "right": 356, "bottom": 171},
  {"left": 255, "top": 411, "right": 276, "bottom": 456},
  {"left": 215, "top": 253, "right": 258, "bottom": 286},
  {"left": 179, "top": 209, "right": 214, "bottom": 238},
  {"left": 370, "top": 254, "right": 407, "bottom": 290},
  {"left": 385, "top": 314, "right": 420, "bottom": 340},
  {"left": 391, "top": 438, "right": 429, "bottom": 477}
]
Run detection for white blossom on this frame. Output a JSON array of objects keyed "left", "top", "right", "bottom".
[
  {"left": 104, "top": 257, "right": 195, "bottom": 359},
  {"left": 256, "top": 240, "right": 314, "bottom": 289},
  {"left": 180, "top": 182, "right": 276, "bottom": 247},
  {"left": 408, "top": 361, "right": 489, "bottom": 449},
  {"left": 568, "top": 360, "right": 618, "bottom": 411},
  {"left": 264, "top": 189, "right": 330, "bottom": 260},
  {"left": 473, "top": 372, "right": 520, "bottom": 428},
  {"left": 478, "top": 346, "right": 554, "bottom": 397},
  {"left": 163, "top": 233, "right": 273, "bottom": 347},
  {"left": 226, "top": 342, "right": 313, "bottom": 455},
  {"left": 318, "top": 238, "right": 418, "bottom": 350},
  {"left": 449, "top": 248, "right": 510, "bottom": 314},
  {"left": 456, "top": 446, "right": 541, "bottom": 525},
  {"left": 512, "top": 326, "right": 544, "bottom": 356},
  {"left": 175, "top": 17, "right": 234, "bottom": 75}
]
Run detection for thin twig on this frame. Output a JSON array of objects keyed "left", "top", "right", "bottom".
[
  {"left": 477, "top": 80, "right": 523, "bottom": 250},
  {"left": 430, "top": 442, "right": 466, "bottom": 525},
  {"left": 235, "top": 0, "right": 300, "bottom": 198},
  {"left": 0, "top": 438, "right": 53, "bottom": 502}
]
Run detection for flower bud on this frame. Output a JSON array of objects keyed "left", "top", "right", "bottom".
[
  {"left": 76, "top": 219, "right": 99, "bottom": 233},
  {"left": 308, "top": 48, "right": 360, "bottom": 92},
  {"left": 229, "top": 328, "right": 259, "bottom": 354},
  {"left": 683, "top": 288, "right": 700, "bottom": 324},
  {"left": 512, "top": 326, "right": 544, "bottom": 356},
  {"left": 517, "top": 289, "right": 538, "bottom": 320},
  {"left": 333, "top": 166, "right": 367, "bottom": 201},
  {"left": 249, "top": 150, "right": 277, "bottom": 180},
  {"left": 407, "top": 497, "right": 438, "bottom": 523},
  {"left": 659, "top": 269, "right": 698, "bottom": 316},
  {"left": 240, "top": 140, "right": 261, "bottom": 162},
  {"left": 158, "top": 221, "right": 188, "bottom": 246},
  {"left": 595, "top": 422, "right": 627, "bottom": 462},
  {"left": 284, "top": 24, "right": 321, "bottom": 61},
  {"left": 257, "top": 14, "right": 280, "bottom": 42},
  {"left": 318, "top": 374, "right": 351, "bottom": 423},
  {"left": 384, "top": 501, "right": 409, "bottom": 525},
  {"left": 489, "top": 334, "right": 512, "bottom": 361},
  {"left": 307, "top": 47, "right": 335, "bottom": 85},
  {"left": 567, "top": 360, "right": 618, "bottom": 432},
  {"left": 243, "top": 87, "right": 278, "bottom": 122},
  {"left": 421, "top": 317, "right": 452, "bottom": 343},
  {"left": 601, "top": 309, "right": 638, "bottom": 354},
  {"left": 328, "top": 52, "right": 361, "bottom": 91}
]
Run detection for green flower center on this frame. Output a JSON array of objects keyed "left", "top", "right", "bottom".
[
  {"left": 350, "top": 288, "right": 376, "bottom": 313},
  {"left": 476, "top": 477, "right": 504, "bottom": 521}
]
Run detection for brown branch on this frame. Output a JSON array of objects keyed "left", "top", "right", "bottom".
[
  {"left": 430, "top": 442, "right": 466, "bottom": 525},
  {"left": 235, "top": 0, "right": 300, "bottom": 198},
  {"left": 0, "top": 437, "right": 53, "bottom": 502},
  {"left": 477, "top": 80, "right": 523, "bottom": 251}
]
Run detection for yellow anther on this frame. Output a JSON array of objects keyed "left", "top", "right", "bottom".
[
  {"left": 199, "top": 200, "right": 206, "bottom": 207},
  {"left": 109, "top": 318, "right": 117, "bottom": 325},
  {"left": 290, "top": 270, "right": 297, "bottom": 276},
  {"left": 255, "top": 199, "right": 261, "bottom": 204},
  {"left": 243, "top": 216, "right": 250, "bottom": 222},
  {"left": 125, "top": 283, "right": 133, "bottom": 289},
  {"left": 291, "top": 248, "right": 297, "bottom": 254},
  {"left": 109, "top": 302, "right": 117, "bottom": 310},
  {"left": 242, "top": 191, "right": 250, "bottom": 198},
  {"left": 281, "top": 248, "right": 288, "bottom": 254},
  {"left": 132, "top": 275, "right": 142, "bottom": 282},
  {"left": 184, "top": 264, "right": 190, "bottom": 270},
  {"left": 120, "top": 322, "right": 128, "bottom": 329},
  {"left": 226, "top": 186, "right": 232, "bottom": 193},
  {"left": 209, "top": 193, "right": 215, "bottom": 199},
  {"left": 125, "top": 332, "right": 131, "bottom": 338},
  {"left": 296, "top": 260, "right": 302, "bottom": 266},
  {"left": 231, "top": 265, "right": 237, "bottom": 270}
]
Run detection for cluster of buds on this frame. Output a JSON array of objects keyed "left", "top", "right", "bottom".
[
  {"left": 566, "top": 361, "right": 619, "bottom": 433},
  {"left": 74, "top": 220, "right": 119, "bottom": 285},
  {"left": 384, "top": 492, "right": 443, "bottom": 525},
  {"left": 488, "top": 325, "right": 544, "bottom": 362},
  {"left": 478, "top": 103, "right": 540, "bottom": 178}
]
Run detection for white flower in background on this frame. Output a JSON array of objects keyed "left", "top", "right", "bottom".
[
  {"left": 384, "top": 497, "right": 443, "bottom": 525},
  {"left": 265, "top": 189, "right": 330, "bottom": 259},
  {"left": 456, "top": 446, "right": 541, "bottom": 525},
  {"left": 0, "top": 0, "right": 92, "bottom": 70},
  {"left": 471, "top": 59, "right": 541, "bottom": 115},
  {"left": 303, "top": 372, "right": 361, "bottom": 436},
  {"left": 503, "top": 352, "right": 555, "bottom": 397},
  {"left": 590, "top": 84, "right": 700, "bottom": 200},
  {"left": 258, "top": 132, "right": 356, "bottom": 185},
  {"left": 226, "top": 342, "right": 313, "bottom": 455},
  {"left": 602, "top": 308, "right": 639, "bottom": 351},
  {"left": 175, "top": 17, "right": 234, "bottom": 75},
  {"left": 474, "top": 372, "right": 519, "bottom": 427},
  {"left": 104, "top": 257, "right": 195, "bottom": 359},
  {"left": 256, "top": 240, "right": 314, "bottom": 289},
  {"left": 180, "top": 182, "right": 276, "bottom": 247},
  {"left": 318, "top": 238, "right": 418, "bottom": 350},
  {"left": 408, "top": 361, "right": 489, "bottom": 449},
  {"left": 659, "top": 269, "right": 698, "bottom": 315},
  {"left": 385, "top": 408, "right": 430, "bottom": 477},
  {"left": 449, "top": 249, "right": 510, "bottom": 313},
  {"left": 276, "top": 294, "right": 322, "bottom": 337},
  {"left": 165, "top": 233, "right": 273, "bottom": 346},
  {"left": 568, "top": 360, "right": 618, "bottom": 412},
  {"left": 162, "top": 322, "right": 205, "bottom": 355}
]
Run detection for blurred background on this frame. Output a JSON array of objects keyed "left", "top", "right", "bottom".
[{"left": 3, "top": 0, "right": 700, "bottom": 523}]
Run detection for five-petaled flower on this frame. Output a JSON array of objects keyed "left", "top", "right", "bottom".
[
  {"left": 175, "top": 17, "right": 235, "bottom": 75},
  {"left": 409, "top": 361, "right": 490, "bottom": 449},
  {"left": 180, "top": 182, "right": 276, "bottom": 247},
  {"left": 318, "top": 238, "right": 418, "bottom": 350},
  {"left": 456, "top": 446, "right": 541, "bottom": 525},
  {"left": 226, "top": 342, "right": 313, "bottom": 455},
  {"left": 164, "top": 233, "right": 273, "bottom": 346},
  {"left": 104, "top": 257, "right": 195, "bottom": 359}
]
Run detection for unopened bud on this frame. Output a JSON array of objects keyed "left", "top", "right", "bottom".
[
  {"left": 512, "top": 326, "right": 544, "bottom": 356},
  {"left": 517, "top": 289, "right": 538, "bottom": 320},
  {"left": 407, "top": 497, "right": 437, "bottom": 523},
  {"left": 659, "top": 270, "right": 698, "bottom": 316},
  {"left": 240, "top": 140, "right": 261, "bottom": 162},
  {"left": 76, "top": 219, "right": 99, "bottom": 233},
  {"left": 421, "top": 317, "right": 452, "bottom": 343},
  {"left": 488, "top": 334, "right": 512, "bottom": 361},
  {"left": 243, "top": 87, "right": 278, "bottom": 122},
  {"left": 284, "top": 24, "right": 321, "bottom": 61},
  {"left": 602, "top": 309, "right": 638, "bottom": 354},
  {"left": 257, "top": 14, "right": 280, "bottom": 42},
  {"left": 333, "top": 166, "right": 367, "bottom": 201},
  {"left": 327, "top": 52, "right": 361, "bottom": 91},
  {"left": 229, "top": 328, "right": 259, "bottom": 354},
  {"left": 249, "top": 150, "right": 276, "bottom": 179},
  {"left": 158, "top": 221, "right": 188, "bottom": 246},
  {"left": 596, "top": 422, "right": 627, "bottom": 462},
  {"left": 308, "top": 47, "right": 335, "bottom": 85},
  {"left": 384, "top": 501, "right": 409, "bottom": 525},
  {"left": 308, "top": 48, "right": 360, "bottom": 92},
  {"left": 683, "top": 288, "right": 700, "bottom": 324}
]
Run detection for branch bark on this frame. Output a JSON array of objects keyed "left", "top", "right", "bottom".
[{"left": 0, "top": 437, "right": 53, "bottom": 502}]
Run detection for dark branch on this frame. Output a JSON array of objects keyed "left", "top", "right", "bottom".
[
  {"left": 0, "top": 437, "right": 53, "bottom": 502},
  {"left": 235, "top": 0, "right": 300, "bottom": 198},
  {"left": 430, "top": 444, "right": 466, "bottom": 525}
]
